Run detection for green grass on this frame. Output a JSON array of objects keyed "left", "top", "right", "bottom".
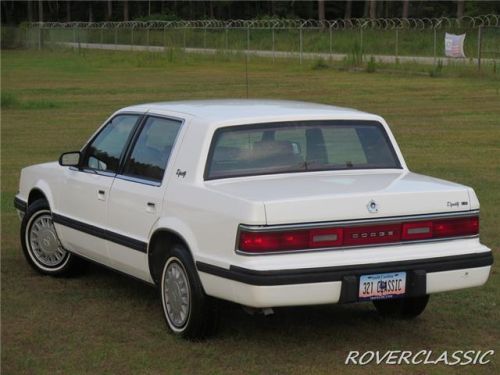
[{"left": 1, "top": 49, "right": 500, "bottom": 374}]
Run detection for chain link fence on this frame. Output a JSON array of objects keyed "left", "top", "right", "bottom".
[{"left": 4, "top": 15, "right": 499, "bottom": 68}]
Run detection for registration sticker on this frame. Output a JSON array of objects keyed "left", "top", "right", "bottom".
[{"left": 358, "top": 272, "right": 406, "bottom": 300}]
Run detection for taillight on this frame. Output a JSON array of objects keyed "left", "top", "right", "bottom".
[
  {"left": 238, "top": 215, "right": 479, "bottom": 254},
  {"left": 432, "top": 216, "right": 479, "bottom": 238}
]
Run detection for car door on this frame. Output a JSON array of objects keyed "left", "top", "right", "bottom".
[
  {"left": 55, "top": 113, "right": 142, "bottom": 266},
  {"left": 106, "top": 115, "right": 183, "bottom": 281}
]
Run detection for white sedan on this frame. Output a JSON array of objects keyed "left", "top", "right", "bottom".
[{"left": 15, "top": 100, "right": 493, "bottom": 339}]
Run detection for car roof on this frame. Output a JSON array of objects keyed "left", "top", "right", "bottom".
[{"left": 120, "top": 99, "right": 375, "bottom": 124}]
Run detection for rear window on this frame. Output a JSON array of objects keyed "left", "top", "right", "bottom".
[{"left": 205, "top": 120, "right": 401, "bottom": 180}]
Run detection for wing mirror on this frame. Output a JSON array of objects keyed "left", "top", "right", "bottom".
[{"left": 59, "top": 151, "right": 81, "bottom": 167}]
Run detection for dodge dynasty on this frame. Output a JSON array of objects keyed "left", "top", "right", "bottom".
[{"left": 14, "top": 100, "right": 493, "bottom": 338}]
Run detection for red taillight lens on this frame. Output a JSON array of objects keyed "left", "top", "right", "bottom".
[
  {"left": 238, "top": 216, "right": 479, "bottom": 253},
  {"left": 432, "top": 216, "right": 479, "bottom": 238},
  {"left": 239, "top": 230, "right": 309, "bottom": 253}
]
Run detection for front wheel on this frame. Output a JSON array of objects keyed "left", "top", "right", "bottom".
[
  {"left": 20, "top": 199, "right": 83, "bottom": 276},
  {"left": 373, "top": 295, "right": 430, "bottom": 319},
  {"left": 160, "top": 244, "right": 218, "bottom": 339}
]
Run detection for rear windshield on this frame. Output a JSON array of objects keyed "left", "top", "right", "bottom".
[{"left": 205, "top": 120, "right": 401, "bottom": 180}]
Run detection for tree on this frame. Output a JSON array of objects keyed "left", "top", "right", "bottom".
[
  {"left": 38, "top": 0, "right": 43, "bottom": 22},
  {"left": 123, "top": 0, "right": 129, "bottom": 21},
  {"left": 369, "top": 0, "right": 376, "bottom": 19},
  {"left": 456, "top": 0, "right": 465, "bottom": 18},
  {"left": 318, "top": 0, "right": 325, "bottom": 22},
  {"left": 344, "top": 0, "right": 352, "bottom": 19},
  {"left": 402, "top": 0, "right": 409, "bottom": 18},
  {"left": 66, "top": 0, "right": 71, "bottom": 22},
  {"left": 106, "top": 0, "right": 112, "bottom": 21},
  {"left": 27, "top": 1, "right": 33, "bottom": 22}
]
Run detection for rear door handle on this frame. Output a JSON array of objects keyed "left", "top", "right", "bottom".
[
  {"left": 146, "top": 202, "right": 156, "bottom": 213},
  {"left": 97, "top": 190, "right": 106, "bottom": 201}
]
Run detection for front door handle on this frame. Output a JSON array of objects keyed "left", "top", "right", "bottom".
[
  {"left": 146, "top": 202, "right": 156, "bottom": 213},
  {"left": 97, "top": 189, "right": 106, "bottom": 201}
]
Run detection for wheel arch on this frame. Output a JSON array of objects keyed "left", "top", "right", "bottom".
[
  {"left": 28, "top": 187, "right": 50, "bottom": 207},
  {"left": 148, "top": 227, "right": 195, "bottom": 285}
]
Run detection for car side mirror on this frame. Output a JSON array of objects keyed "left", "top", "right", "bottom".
[{"left": 59, "top": 151, "right": 81, "bottom": 167}]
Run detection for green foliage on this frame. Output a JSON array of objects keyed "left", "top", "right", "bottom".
[
  {"left": 429, "top": 59, "right": 444, "bottom": 77},
  {"left": 1, "top": 91, "right": 60, "bottom": 109},
  {"left": 1, "top": 92, "right": 19, "bottom": 108},
  {"left": 366, "top": 55, "right": 376, "bottom": 73},
  {"left": 311, "top": 58, "right": 329, "bottom": 70}
]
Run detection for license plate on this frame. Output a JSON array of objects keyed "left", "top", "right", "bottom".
[{"left": 358, "top": 272, "right": 406, "bottom": 300}]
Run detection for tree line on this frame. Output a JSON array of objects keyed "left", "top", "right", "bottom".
[{"left": 1, "top": 1, "right": 499, "bottom": 25}]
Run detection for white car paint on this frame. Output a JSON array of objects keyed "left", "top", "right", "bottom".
[{"left": 16, "top": 100, "right": 492, "bottom": 308}]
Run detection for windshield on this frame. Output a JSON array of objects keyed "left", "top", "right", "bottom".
[{"left": 205, "top": 120, "right": 401, "bottom": 180}]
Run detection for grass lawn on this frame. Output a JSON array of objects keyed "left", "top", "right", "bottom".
[{"left": 1, "top": 49, "right": 499, "bottom": 374}]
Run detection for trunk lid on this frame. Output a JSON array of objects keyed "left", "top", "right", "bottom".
[{"left": 206, "top": 170, "right": 471, "bottom": 225}]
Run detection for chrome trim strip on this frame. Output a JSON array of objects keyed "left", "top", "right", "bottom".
[
  {"left": 235, "top": 235, "right": 480, "bottom": 256},
  {"left": 115, "top": 174, "right": 161, "bottom": 187},
  {"left": 239, "top": 210, "right": 479, "bottom": 232}
]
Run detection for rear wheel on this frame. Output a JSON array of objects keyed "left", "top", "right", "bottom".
[
  {"left": 373, "top": 295, "right": 430, "bottom": 319},
  {"left": 21, "top": 199, "right": 83, "bottom": 276},
  {"left": 160, "top": 244, "right": 218, "bottom": 339}
]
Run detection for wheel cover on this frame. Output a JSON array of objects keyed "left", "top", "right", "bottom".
[
  {"left": 28, "top": 213, "right": 68, "bottom": 267},
  {"left": 163, "top": 261, "right": 190, "bottom": 328}
]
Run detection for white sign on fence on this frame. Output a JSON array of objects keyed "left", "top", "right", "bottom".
[{"left": 445, "top": 33, "right": 466, "bottom": 58}]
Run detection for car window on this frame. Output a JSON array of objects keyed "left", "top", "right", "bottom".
[
  {"left": 83, "top": 115, "right": 140, "bottom": 173},
  {"left": 206, "top": 121, "right": 401, "bottom": 180},
  {"left": 122, "top": 116, "right": 182, "bottom": 182}
]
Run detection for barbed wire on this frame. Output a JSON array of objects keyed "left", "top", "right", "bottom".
[{"left": 29, "top": 14, "right": 499, "bottom": 31}]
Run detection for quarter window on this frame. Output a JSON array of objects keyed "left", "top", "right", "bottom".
[
  {"left": 83, "top": 115, "right": 140, "bottom": 173},
  {"left": 123, "top": 116, "right": 182, "bottom": 182}
]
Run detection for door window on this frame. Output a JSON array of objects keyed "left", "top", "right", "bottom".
[
  {"left": 122, "top": 116, "right": 182, "bottom": 182},
  {"left": 82, "top": 114, "right": 140, "bottom": 173}
]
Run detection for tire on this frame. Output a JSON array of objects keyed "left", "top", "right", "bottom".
[
  {"left": 373, "top": 295, "right": 430, "bottom": 319},
  {"left": 160, "top": 243, "right": 218, "bottom": 339},
  {"left": 20, "top": 198, "right": 83, "bottom": 276}
]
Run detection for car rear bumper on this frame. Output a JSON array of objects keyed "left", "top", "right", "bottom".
[{"left": 197, "top": 251, "right": 493, "bottom": 308}]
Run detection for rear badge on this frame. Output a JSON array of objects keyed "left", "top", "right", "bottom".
[{"left": 367, "top": 200, "right": 378, "bottom": 213}]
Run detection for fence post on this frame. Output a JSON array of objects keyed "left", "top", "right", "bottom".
[
  {"left": 131, "top": 26, "right": 134, "bottom": 47},
  {"left": 395, "top": 28, "right": 399, "bottom": 61},
  {"left": 433, "top": 27, "right": 437, "bottom": 66},
  {"left": 73, "top": 27, "right": 76, "bottom": 44},
  {"left": 299, "top": 26, "right": 303, "bottom": 64},
  {"left": 360, "top": 27, "right": 363, "bottom": 62},
  {"left": 114, "top": 27, "right": 118, "bottom": 45},
  {"left": 272, "top": 26, "right": 275, "bottom": 62},
  {"left": 38, "top": 25, "right": 42, "bottom": 50},
  {"left": 329, "top": 26, "right": 333, "bottom": 58},
  {"left": 477, "top": 26, "right": 482, "bottom": 72},
  {"left": 225, "top": 26, "right": 228, "bottom": 50},
  {"left": 163, "top": 26, "right": 167, "bottom": 48},
  {"left": 100, "top": 27, "right": 104, "bottom": 44},
  {"left": 183, "top": 27, "right": 186, "bottom": 49},
  {"left": 203, "top": 27, "right": 207, "bottom": 49},
  {"left": 147, "top": 28, "right": 150, "bottom": 47},
  {"left": 247, "top": 26, "right": 250, "bottom": 53}
]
